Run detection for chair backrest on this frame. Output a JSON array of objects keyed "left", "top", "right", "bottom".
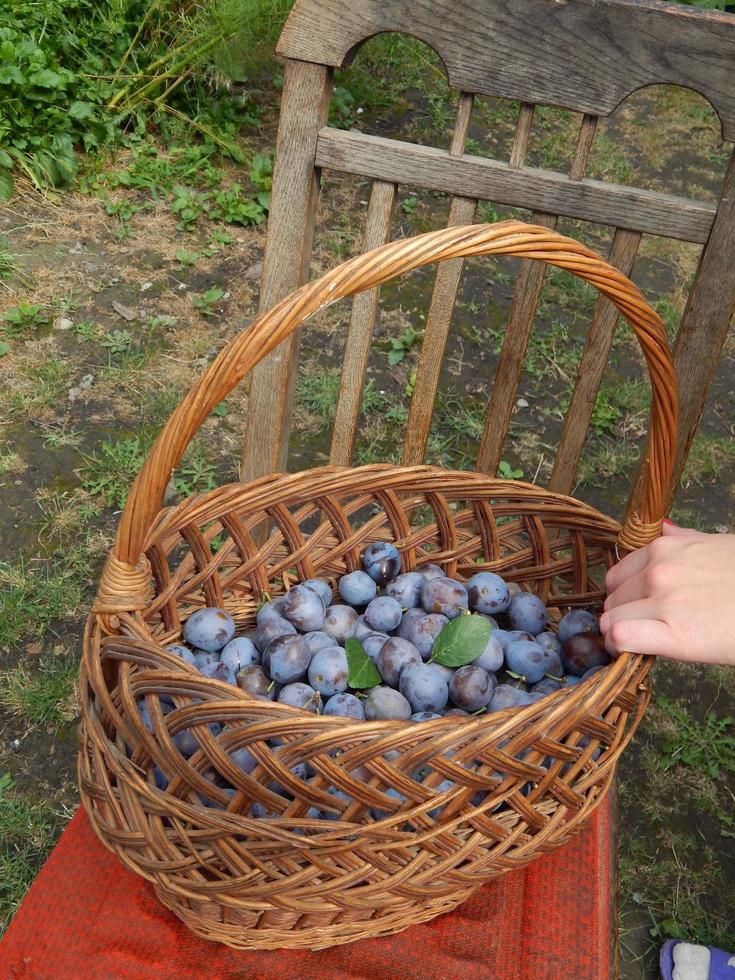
[{"left": 243, "top": 0, "right": 735, "bottom": 517}]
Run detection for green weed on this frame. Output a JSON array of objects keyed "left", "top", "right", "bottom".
[
  {"left": 192, "top": 287, "right": 226, "bottom": 316},
  {"left": 2, "top": 303, "right": 50, "bottom": 335},
  {"left": 0, "top": 775, "right": 69, "bottom": 934},
  {"left": 0, "top": 560, "right": 86, "bottom": 648},
  {"left": 296, "top": 368, "right": 382, "bottom": 424},
  {"left": 387, "top": 325, "right": 420, "bottom": 366},
  {"left": 0, "top": 657, "right": 78, "bottom": 727},
  {"left": 80, "top": 434, "right": 149, "bottom": 509}
]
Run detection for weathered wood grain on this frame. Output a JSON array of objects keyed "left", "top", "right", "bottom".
[
  {"left": 242, "top": 61, "right": 332, "bottom": 482},
  {"left": 315, "top": 128, "right": 717, "bottom": 243},
  {"left": 403, "top": 93, "right": 477, "bottom": 466},
  {"left": 330, "top": 179, "right": 396, "bottom": 465},
  {"left": 628, "top": 146, "right": 735, "bottom": 516},
  {"left": 278, "top": 0, "right": 735, "bottom": 140},
  {"left": 549, "top": 228, "right": 642, "bottom": 496},
  {"left": 477, "top": 111, "right": 601, "bottom": 477}
]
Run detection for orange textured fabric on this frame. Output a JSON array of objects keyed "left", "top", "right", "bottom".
[{"left": 1, "top": 800, "right": 614, "bottom": 980}]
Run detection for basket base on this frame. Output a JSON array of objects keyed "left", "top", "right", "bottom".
[{"left": 153, "top": 884, "right": 477, "bottom": 950}]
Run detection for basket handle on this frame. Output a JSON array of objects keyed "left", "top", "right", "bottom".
[{"left": 100, "top": 221, "right": 677, "bottom": 607}]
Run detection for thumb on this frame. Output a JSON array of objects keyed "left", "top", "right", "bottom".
[{"left": 662, "top": 518, "right": 701, "bottom": 537}]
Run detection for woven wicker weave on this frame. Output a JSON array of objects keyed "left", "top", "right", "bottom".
[{"left": 78, "top": 222, "right": 678, "bottom": 950}]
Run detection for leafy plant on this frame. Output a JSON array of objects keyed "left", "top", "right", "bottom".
[
  {"left": 657, "top": 697, "right": 735, "bottom": 780},
  {"left": 101, "top": 329, "right": 134, "bottom": 355},
  {"left": 192, "top": 287, "right": 226, "bottom": 316},
  {"left": 2, "top": 303, "right": 49, "bottom": 334},
  {"left": 498, "top": 460, "right": 523, "bottom": 480},
  {"left": 80, "top": 435, "right": 148, "bottom": 509},
  {"left": 387, "top": 325, "right": 419, "bottom": 366}
]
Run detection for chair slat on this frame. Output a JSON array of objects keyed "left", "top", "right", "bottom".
[
  {"left": 242, "top": 60, "right": 333, "bottom": 482},
  {"left": 549, "top": 228, "right": 642, "bottom": 496},
  {"left": 329, "top": 179, "right": 397, "bottom": 465},
  {"left": 627, "top": 145, "right": 735, "bottom": 517},
  {"left": 477, "top": 113, "right": 598, "bottom": 476},
  {"left": 314, "top": 129, "right": 717, "bottom": 243},
  {"left": 402, "top": 93, "right": 477, "bottom": 466}
]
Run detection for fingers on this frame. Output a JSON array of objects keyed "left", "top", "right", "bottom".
[
  {"left": 605, "top": 546, "right": 651, "bottom": 594},
  {"left": 662, "top": 520, "right": 701, "bottom": 538},
  {"left": 602, "top": 616, "right": 678, "bottom": 659},
  {"left": 603, "top": 569, "right": 650, "bottom": 611}
]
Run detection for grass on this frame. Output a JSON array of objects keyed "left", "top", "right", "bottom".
[
  {"left": 0, "top": 657, "right": 78, "bottom": 728},
  {"left": 0, "top": 774, "right": 71, "bottom": 935},
  {"left": 681, "top": 433, "right": 735, "bottom": 487},
  {"left": 0, "top": 559, "right": 87, "bottom": 649},
  {"left": 295, "top": 367, "right": 382, "bottom": 425},
  {"left": 80, "top": 435, "right": 149, "bottom": 510}
]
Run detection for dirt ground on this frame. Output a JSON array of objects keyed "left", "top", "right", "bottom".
[{"left": 1, "top": 65, "right": 734, "bottom": 976}]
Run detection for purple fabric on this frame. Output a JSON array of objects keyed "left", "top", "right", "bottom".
[{"left": 660, "top": 940, "right": 735, "bottom": 980}]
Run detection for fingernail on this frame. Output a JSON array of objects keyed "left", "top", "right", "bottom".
[{"left": 662, "top": 517, "right": 677, "bottom": 527}]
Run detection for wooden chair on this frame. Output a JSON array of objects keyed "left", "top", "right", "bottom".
[{"left": 244, "top": 0, "right": 735, "bottom": 521}]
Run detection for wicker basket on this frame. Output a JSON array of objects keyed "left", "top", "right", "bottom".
[{"left": 78, "top": 221, "right": 677, "bottom": 950}]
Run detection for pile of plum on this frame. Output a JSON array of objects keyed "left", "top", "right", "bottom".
[{"left": 163, "top": 542, "right": 610, "bottom": 723}]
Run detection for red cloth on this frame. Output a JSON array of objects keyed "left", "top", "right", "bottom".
[{"left": 1, "top": 801, "right": 614, "bottom": 979}]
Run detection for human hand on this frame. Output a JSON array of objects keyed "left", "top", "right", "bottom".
[{"left": 600, "top": 521, "right": 735, "bottom": 666}]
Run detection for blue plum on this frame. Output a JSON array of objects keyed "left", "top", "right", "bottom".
[
  {"left": 473, "top": 632, "right": 504, "bottom": 672},
  {"left": 364, "top": 686, "right": 412, "bottom": 721},
  {"left": 535, "top": 631, "right": 562, "bottom": 657},
  {"left": 236, "top": 665, "right": 275, "bottom": 699},
  {"left": 411, "top": 711, "right": 443, "bottom": 721},
  {"left": 420, "top": 576, "right": 468, "bottom": 619},
  {"left": 377, "top": 637, "right": 422, "bottom": 687},
  {"left": 265, "top": 634, "right": 312, "bottom": 685},
  {"left": 397, "top": 607, "right": 426, "bottom": 639},
  {"left": 220, "top": 636, "right": 259, "bottom": 673},
  {"left": 230, "top": 747, "right": 258, "bottom": 774},
  {"left": 308, "top": 646, "right": 349, "bottom": 697},
  {"left": 323, "top": 604, "right": 358, "bottom": 643},
  {"left": 166, "top": 643, "right": 196, "bottom": 665},
  {"left": 353, "top": 615, "right": 375, "bottom": 640},
  {"left": 301, "top": 578, "right": 333, "bottom": 607},
  {"left": 531, "top": 677, "right": 563, "bottom": 695},
  {"left": 558, "top": 609, "right": 600, "bottom": 645},
  {"left": 338, "top": 570, "right": 377, "bottom": 607},
  {"left": 507, "top": 592, "right": 548, "bottom": 635},
  {"left": 253, "top": 616, "right": 296, "bottom": 653},
  {"left": 488, "top": 685, "right": 533, "bottom": 712},
  {"left": 278, "top": 682, "right": 321, "bottom": 712},
  {"left": 361, "top": 632, "right": 389, "bottom": 661},
  {"left": 466, "top": 571, "right": 511, "bottom": 614},
  {"left": 385, "top": 572, "right": 426, "bottom": 609},
  {"left": 362, "top": 541, "right": 401, "bottom": 585},
  {"left": 505, "top": 639, "right": 553, "bottom": 684},
  {"left": 370, "top": 786, "right": 406, "bottom": 820},
  {"left": 323, "top": 692, "right": 366, "bottom": 719},
  {"left": 416, "top": 562, "right": 444, "bottom": 581},
  {"left": 405, "top": 612, "right": 449, "bottom": 660},
  {"left": 256, "top": 598, "right": 286, "bottom": 625},
  {"left": 364, "top": 596, "right": 403, "bottom": 632},
  {"left": 561, "top": 633, "right": 610, "bottom": 677},
  {"left": 303, "top": 631, "right": 335, "bottom": 656},
  {"left": 399, "top": 663, "right": 449, "bottom": 713},
  {"left": 281, "top": 583, "right": 326, "bottom": 632},
  {"left": 183, "top": 607, "right": 235, "bottom": 652},
  {"left": 199, "top": 660, "right": 237, "bottom": 685},
  {"left": 449, "top": 665, "right": 494, "bottom": 711}
]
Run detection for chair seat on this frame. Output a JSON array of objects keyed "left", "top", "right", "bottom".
[{"left": 0, "top": 794, "right": 615, "bottom": 979}]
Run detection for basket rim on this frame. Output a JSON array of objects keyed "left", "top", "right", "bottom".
[{"left": 84, "top": 461, "right": 640, "bottom": 744}]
